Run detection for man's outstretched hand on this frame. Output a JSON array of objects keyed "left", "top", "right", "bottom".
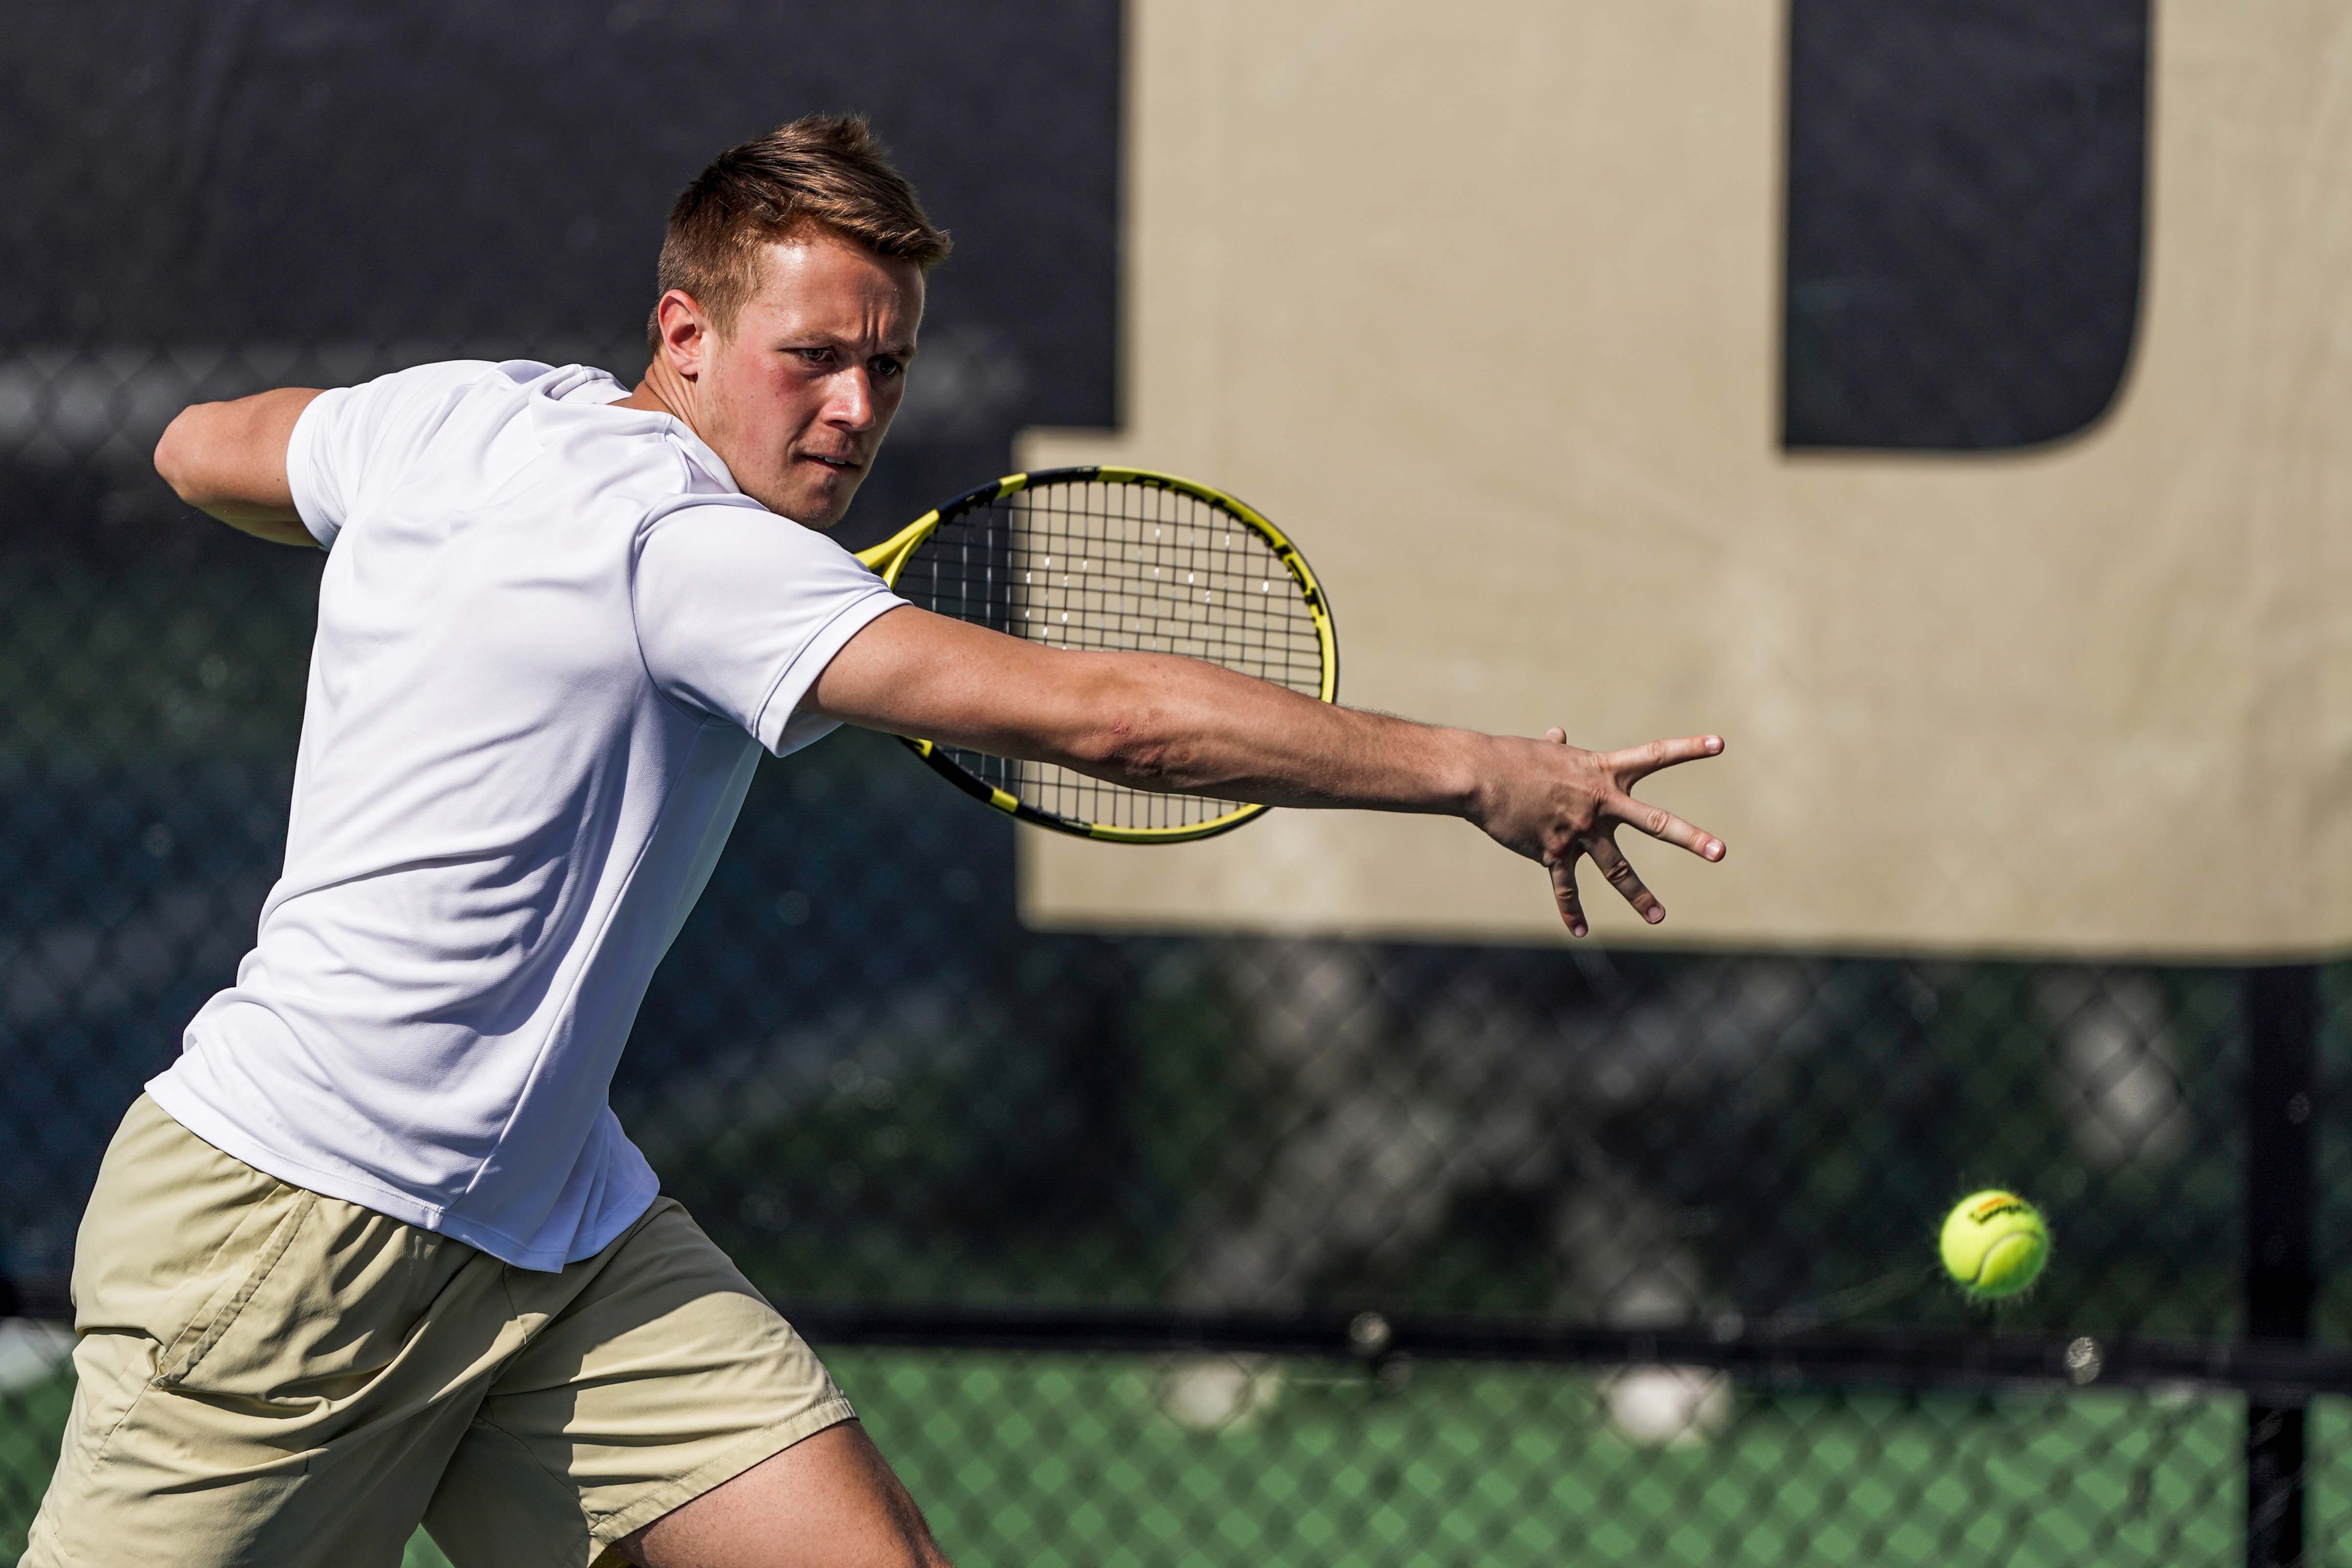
[
  {"left": 813, "top": 608, "right": 1725, "bottom": 934},
  {"left": 1468, "top": 730, "right": 1727, "bottom": 938}
]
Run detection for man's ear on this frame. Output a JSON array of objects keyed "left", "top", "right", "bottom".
[{"left": 652, "top": 290, "right": 714, "bottom": 381}]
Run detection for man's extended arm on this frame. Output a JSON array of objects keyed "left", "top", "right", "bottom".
[
  {"left": 153, "top": 388, "right": 324, "bottom": 547},
  {"left": 809, "top": 605, "right": 1725, "bottom": 937}
]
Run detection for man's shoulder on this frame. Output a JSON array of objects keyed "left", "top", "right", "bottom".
[
  {"left": 315, "top": 359, "right": 554, "bottom": 460},
  {"left": 353, "top": 360, "right": 775, "bottom": 543},
  {"left": 364, "top": 357, "right": 531, "bottom": 404},
  {"left": 320, "top": 359, "right": 684, "bottom": 526},
  {"left": 357, "top": 359, "right": 626, "bottom": 420},
  {"left": 429, "top": 361, "right": 688, "bottom": 507}
]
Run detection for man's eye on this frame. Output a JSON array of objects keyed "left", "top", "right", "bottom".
[
  {"left": 793, "top": 347, "right": 833, "bottom": 366},
  {"left": 873, "top": 359, "right": 905, "bottom": 381}
]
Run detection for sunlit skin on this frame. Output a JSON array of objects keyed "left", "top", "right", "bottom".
[
  {"left": 616, "top": 231, "right": 924, "bottom": 528},
  {"left": 149, "top": 224, "right": 1728, "bottom": 945},
  {"left": 131, "top": 175, "right": 1733, "bottom": 1568}
]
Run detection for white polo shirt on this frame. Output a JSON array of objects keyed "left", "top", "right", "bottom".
[{"left": 148, "top": 360, "right": 904, "bottom": 1270}]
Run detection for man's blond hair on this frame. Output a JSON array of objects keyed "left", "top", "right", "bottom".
[{"left": 647, "top": 114, "right": 950, "bottom": 353}]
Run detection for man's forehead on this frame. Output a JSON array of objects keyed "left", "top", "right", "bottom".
[{"left": 744, "top": 235, "right": 924, "bottom": 326}]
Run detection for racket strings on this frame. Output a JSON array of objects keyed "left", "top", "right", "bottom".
[{"left": 894, "top": 479, "right": 1326, "bottom": 831}]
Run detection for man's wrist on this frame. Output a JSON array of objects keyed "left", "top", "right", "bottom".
[{"left": 1445, "top": 728, "right": 1501, "bottom": 826}]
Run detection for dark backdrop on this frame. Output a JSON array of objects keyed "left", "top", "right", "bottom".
[
  {"left": 0, "top": 0, "right": 2263, "bottom": 1345},
  {"left": 0, "top": 0, "right": 1121, "bottom": 1293},
  {"left": 0, "top": 0, "right": 1119, "bottom": 562},
  {"left": 7, "top": 9, "right": 2340, "bottom": 1565}
]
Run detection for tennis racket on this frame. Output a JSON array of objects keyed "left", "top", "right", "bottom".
[{"left": 853, "top": 466, "right": 1339, "bottom": 843}]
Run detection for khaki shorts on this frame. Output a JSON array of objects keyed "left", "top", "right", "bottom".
[{"left": 25, "top": 1095, "right": 855, "bottom": 1568}]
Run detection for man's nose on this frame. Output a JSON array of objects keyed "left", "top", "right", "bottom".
[{"left": 827, "top": 369, "right": 876, "bottom": 430}]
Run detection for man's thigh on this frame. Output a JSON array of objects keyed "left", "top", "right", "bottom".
[
  {"left": 618, "top": 1421, "right": 949, "bottom": 1568},
  {"left": 423, "top": 1201, "right": 860, "bottom": 1568},
  {"left": 23, "top": 1095, "right": 517, "bottom": 1568}
]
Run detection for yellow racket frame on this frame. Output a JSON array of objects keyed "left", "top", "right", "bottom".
[{"left": 854, "top": 466, "right": 1340, "bottom": 843}]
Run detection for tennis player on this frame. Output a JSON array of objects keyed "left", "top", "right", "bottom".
[{"left": 26, "top": 115, "right": 1724, "bottom": 1568}]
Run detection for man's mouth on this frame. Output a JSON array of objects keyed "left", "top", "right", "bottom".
[{"left": 802, "top": 452, "right": 861, "bottom": 473}]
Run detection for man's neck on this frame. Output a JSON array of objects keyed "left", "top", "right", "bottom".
[{"left": 615, "top": 361, "right": 694, "bottom": 428}]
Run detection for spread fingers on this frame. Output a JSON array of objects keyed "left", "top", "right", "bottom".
[
  {"left": 1610, "top": 792, "right": 1726, "bottom": 862},
  {"left": 1606, "top": 734, "right": 1724, "bottom": 785},
  {"left": 1551, "top": 857, "right": 1588, "bottom": 938},
  {"left": 1588, "top": 835, "right": 1664, "bottom": 924}
]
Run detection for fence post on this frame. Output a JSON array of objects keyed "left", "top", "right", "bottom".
[{"left": 2246, "top": 964, "right": 2317, "bottom": 1568}]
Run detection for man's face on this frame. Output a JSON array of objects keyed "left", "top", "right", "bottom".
[{"left": 678, "top": 233, "right": 924, "bottom": 527}]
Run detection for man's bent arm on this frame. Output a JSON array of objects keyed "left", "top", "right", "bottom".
[
  {"left": 809, "top": 605, "right": 1726, "bottom": 935},
  {"left": 154, "top": 388, "right": 324, "bottom": 547}
]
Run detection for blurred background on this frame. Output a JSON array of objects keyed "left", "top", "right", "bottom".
[{"left": 4, "top": 1, "right": 2348, "bottom": 1565}]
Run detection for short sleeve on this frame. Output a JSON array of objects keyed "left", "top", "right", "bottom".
[
  {"left": 286, "top": 361, "right": 503, "bottom": 548},
  {"left": 631, "top": 499, "right": 906, "bottom": 755}
]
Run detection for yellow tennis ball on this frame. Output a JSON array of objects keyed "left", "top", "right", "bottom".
[{"left": 1939, "top": 1190, "right": 2050, "bottom": 1300}]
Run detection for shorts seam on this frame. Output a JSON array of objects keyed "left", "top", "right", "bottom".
[
  {"left": 86, "top": 1355, "right": 155, "bottom": 1469},
  {"left": 178, "top": 1175, "right": 300, "bottom": 1299},
  {"left": 436, "top": 1417, "right": 595, "bottom": 1568},
  {"left": 155, "top": 1190, "right": 319, "bottom": 1389},
  {"left": 587, "top": 1396, "right": 859, "bottom": 1548},
  {"left": 36, "top": 1103, "right": 301, "bottom": 1545},
  {"left": 25, "top": 1378, "right": 130, "bottom": 1568},
  {"left": 480, "top": 1409, "right": 585, "bottom": 1501}
]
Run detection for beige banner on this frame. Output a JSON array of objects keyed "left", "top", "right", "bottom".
[{"left": 1017, "top": 1, "right": 2352, "bottom": 957}]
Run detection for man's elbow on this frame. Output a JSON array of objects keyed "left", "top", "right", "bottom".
[
  {"left": 1062, "top": 676, "right": 1189, "bottom": 786},
  {"left": 153, "top": 406, "right": 209, "bottom": 504},
  {"left": 1070, "top": 717, "right": 1172, "bottom": 784}
]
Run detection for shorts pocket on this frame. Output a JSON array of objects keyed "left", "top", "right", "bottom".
[{"left": 154, "top": 1189, "right": 318, "bottom": 1393}]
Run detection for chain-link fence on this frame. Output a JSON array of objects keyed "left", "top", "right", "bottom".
[
  {"left": 7, "top": 1, "right": 2341, "bottom": 1565},
  {"left": 7, "top": 676, "right": 2345, "bottom": 1564}
]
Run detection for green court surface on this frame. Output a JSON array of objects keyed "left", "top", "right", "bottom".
[{"left": 0, "top": 1347, "right": 2320, "bottom": 1567}]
